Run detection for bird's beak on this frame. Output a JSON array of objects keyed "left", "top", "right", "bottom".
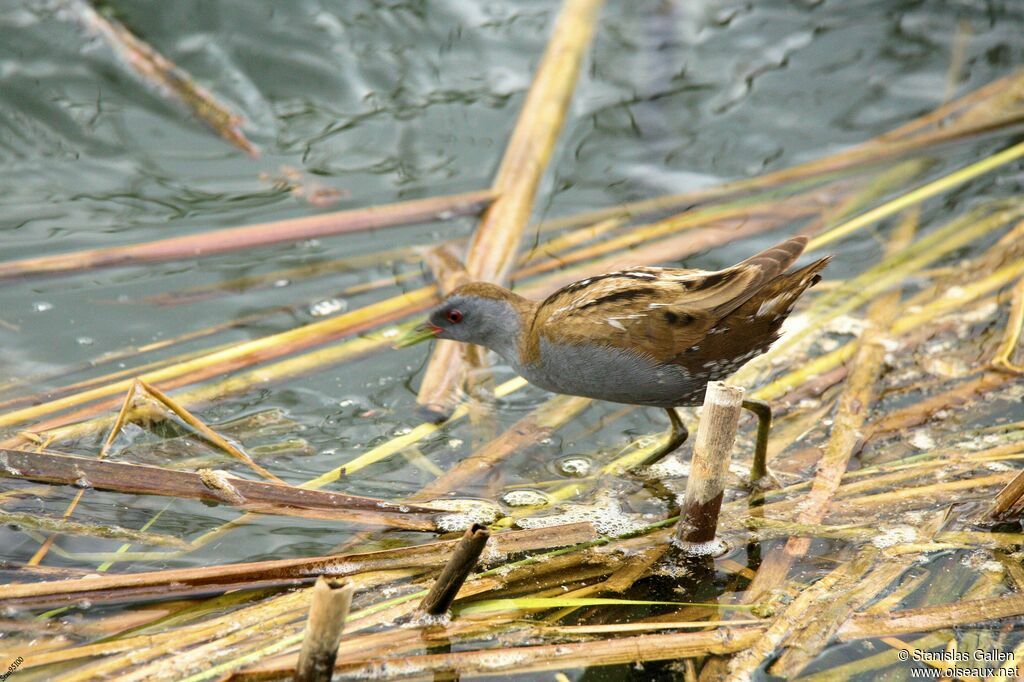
[{"left": 393, "top": 322, "right": 442, "bottom": 348}]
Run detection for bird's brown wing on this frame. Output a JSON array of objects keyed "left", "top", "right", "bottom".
[
  {"left": 530, "top": 236, "right": 813, "bottom": 363},
  {"left": 675, "top": 255, "right": 832, "bottom": 372}
]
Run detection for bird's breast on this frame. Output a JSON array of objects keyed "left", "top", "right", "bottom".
[{"left": 512, "top": 339, "right": 704, "bottom": 407}]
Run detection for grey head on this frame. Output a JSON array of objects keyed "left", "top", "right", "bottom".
[{"left": 425, "top": 282, "right": 535, "bottom": 363}]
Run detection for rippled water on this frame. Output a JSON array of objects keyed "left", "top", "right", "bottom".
[{"left": 1, "top": 0, "right": 1023, "bottom": 679}]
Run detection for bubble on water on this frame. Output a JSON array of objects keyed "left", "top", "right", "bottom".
[
  {"left": 76, "top": 336, "right": 94, "bottom": 346},
  {"left": 558, "top": 457, "right": 591, "bottom": 477},
  {"left": 446, "top": 438, "right": 464, "bottom": 449},
  {"left": 309, "top": 298, "right": 347, "bottom": 317},
  {"left": 31, "top": 301, "right": 53, "bottom": 312},
  {"left": 273, "top": 278, "right": 290, "bottom": 288},
  {"left": 501, "top": 489, "right": 549, "bottom": 507},
  {"left": 907, "top": 430, "right": 935, "bottom": 451}
]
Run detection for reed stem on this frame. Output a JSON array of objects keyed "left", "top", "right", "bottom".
[
  {"left": 676, "top": 382, "right": 744, "bottom": 549},
  {"left": 418, "top": 524, "right": 491, "bottom": 616},
  {"left": 294, "top": 578, "right": 354, "bottom": 682}
]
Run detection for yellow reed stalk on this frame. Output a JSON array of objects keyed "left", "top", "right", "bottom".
[
  {"left": 0, "top": 340, "right": 239, "bottom": 413},
  {"left": 990, "top": 273, "right": 1024, "bottom": 373},
  {"left": 808, "top": 139, "right": 1024, "bottom": 250},
  {"left": 416, "top": 0, "right": 605, "bottom": 415},
  {"left": 8, "top": 326, "right": 409, "bottom": 450},
  {"left": 468, "top": 0, "right": 603, "bottom": 283},
  {"left": 0, "top": 287, "right": 435, "bottom": 433},
  {"left": 522, "top": 216, "right": 624, "bottom": 262},
  {"left": 735, "top": 202, "right": 1024, "bottom": 385},
  {"left": 516, "top": 194, "right": 824, "bottom": 280}
]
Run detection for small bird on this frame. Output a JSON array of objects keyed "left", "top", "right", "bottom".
[{"left": 397, "top": 235, "right": 830, "bottom": 479}]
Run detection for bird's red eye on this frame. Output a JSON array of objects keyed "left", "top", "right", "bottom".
[{"left": 446, "top": 309, "right": 463, "bottom": 324}]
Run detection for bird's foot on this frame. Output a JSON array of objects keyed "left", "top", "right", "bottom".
[
  {"left": 744, "top": 467, "right": 781, "bottom": 492},
  {"left": 632, "top": 408, "right": 689, "bottom": 470}
]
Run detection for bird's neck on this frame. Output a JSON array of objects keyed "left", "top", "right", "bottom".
[{"left": 476, "top": 290, "right": 538, "bottom": 366}]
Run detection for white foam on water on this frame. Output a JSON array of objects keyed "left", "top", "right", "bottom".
[
  {"left": 871, "top": 525, "right": 918, "bottom": 548},
  {"left": 501, "top": 489, "right": 549, "bottom": 507},
  {"left": 515, "top": 491, "right": 648, "bottom": 537},
  {"left": 430, "top": 498, "right": 502, "bottom": 532}
]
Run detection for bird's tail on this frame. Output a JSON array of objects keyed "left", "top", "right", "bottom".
[{"left": 742, "top": 254, "right": 832, "bottom": 330}]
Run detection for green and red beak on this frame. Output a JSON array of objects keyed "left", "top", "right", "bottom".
[{"left": 393, "top": 321, "right": 442, "bottom": 348}]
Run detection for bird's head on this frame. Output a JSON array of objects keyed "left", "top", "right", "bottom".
[{"left": 394, "top": 282, "right": 531, "bottom": 357}]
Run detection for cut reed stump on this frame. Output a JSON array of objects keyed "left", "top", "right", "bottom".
[
  {"left": 675, "top": 382, "right": 744, "bottom": 552},
  {"left": 295, "top": 577, "right": 354, "bottom": 682},
  {"left": 418, "top": 524, "right": 490, "bottom": 616}
]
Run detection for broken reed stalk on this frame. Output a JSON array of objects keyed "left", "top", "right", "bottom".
[
  {"left": 418, "top": 524, "right": 490, "bottom": 616},
  {"left": 676, "top": 382, "right": 744, "bottom": 549},
  {"left": 0, "top": 448, "right": 443, "bottom": 530},
  {"left": 0, "top": 190, "right": 495, "bottom": 282},
  {"left": 990, "top": 273, "right": 1024, "bottom": 373},
  {"left": 136, "top": 379, "right": 282, "bottom": 483},
  {"left": 67, "top": 0, "right": 258, "bottom": 156},
  {"left": 416, "top": 0, "right": 604, "bottom": 417},
  {"left": 989, "top": 468, "right": 1024, "bottom": 520},
  {"left": 27, "top": 379, "right": 146, "bottom": 565},
  {"left": 294, "top": 578, "right": 354, "bottom": 682}
]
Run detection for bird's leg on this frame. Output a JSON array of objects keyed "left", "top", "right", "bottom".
[
  {"left": 638, "top": 408, "right": 689, "bottom": 468},
  {"left": 742, "top": 398, "right": 774, "bottom": 486}
]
